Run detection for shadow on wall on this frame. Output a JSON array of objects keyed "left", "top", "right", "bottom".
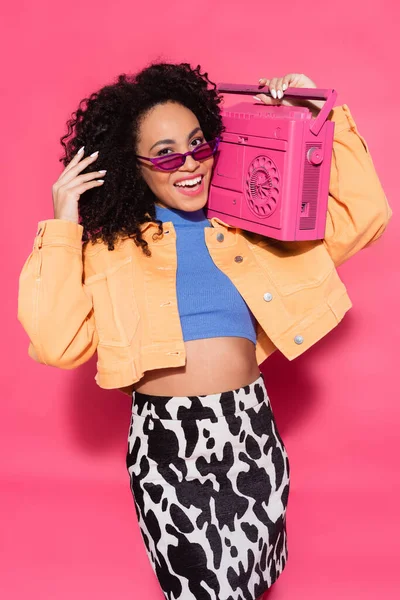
[
  {"left": 264, "top": 310, "right": 357, "bottom": 432},
  {"left": 67, "top": 354, "right": 132, "bottom": 455},
  {"left": 66, "top": 312, "right": 356, "bottom": 453}
]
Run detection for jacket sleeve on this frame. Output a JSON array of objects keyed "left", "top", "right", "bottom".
[
  {"left": 17, "top": 218, "right": 98, "bottom": 369},
  {"left": 323, "top": 104, "right": 392, "bottom": 267}
]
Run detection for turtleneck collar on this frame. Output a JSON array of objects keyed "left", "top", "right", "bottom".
[{"left": 154, "top": 203, "right": 210, "bottom": 227}]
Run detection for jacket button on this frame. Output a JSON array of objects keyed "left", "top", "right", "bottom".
[
  {"left": 216, "top": 233, "right": 224, "bottom": 242},
  {"left": 294, "top": 335, "right": 304, "bottom": 345},
  {"left": 263, "top": 292, "right": 273, "bottom": 302},
  {"left": 234, "top": 256, "right": 243, "bottom": 263}
]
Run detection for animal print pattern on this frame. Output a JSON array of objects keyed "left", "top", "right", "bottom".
[{"left": 126, "top": 373, "right": 290, "bottom": 600}]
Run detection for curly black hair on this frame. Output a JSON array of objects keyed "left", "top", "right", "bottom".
[{"left": 59, "top": 62, "right": 224, "bottom": 255}]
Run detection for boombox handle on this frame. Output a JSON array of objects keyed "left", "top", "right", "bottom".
[{"left": 217, "top": 84, "right": 337, "bottom": 137}]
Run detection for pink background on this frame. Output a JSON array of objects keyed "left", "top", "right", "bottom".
[{"left": 2, "top": 1, "right": 399, "bottom": 598}]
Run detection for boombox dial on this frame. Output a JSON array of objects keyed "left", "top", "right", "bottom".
[
  {"left": 245, "top": 155, "right": 280, "bottom": 218},
  {"left": 307, "top": 147, "right": 324, "bottom": 165}
]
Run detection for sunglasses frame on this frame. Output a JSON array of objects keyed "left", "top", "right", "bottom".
[{"left": 136, "top": 137, "right": 220, "bottom": 171}]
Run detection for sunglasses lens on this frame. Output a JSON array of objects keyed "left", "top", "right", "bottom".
[
  {"left": 149, "top": 139, "right": 219, "bottom": 171},
  {"left": 193, "top": 139, "right": 219, "bottom": 161},
  {"left": 154, "top": 155, "right": 184, "bottom": 171}
]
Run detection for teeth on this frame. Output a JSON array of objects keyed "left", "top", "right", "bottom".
[{"left": 175, "top": 176, "right": 202, "bottom": 187}]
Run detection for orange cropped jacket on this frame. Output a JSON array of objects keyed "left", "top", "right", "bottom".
[{"left": 17, "top": 105, "right": 392, "bottom": 390}]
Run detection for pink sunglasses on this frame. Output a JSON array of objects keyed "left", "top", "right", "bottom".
[{"left": 136, "top": 138, "right": 220, "bottom": 172}]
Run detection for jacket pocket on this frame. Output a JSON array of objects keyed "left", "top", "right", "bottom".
[
  {"left": 84, "top": 256, "right": 139, "bottom": 346},
  {"left": 251, "top": 239, "right": 336, "bottom": 296}
]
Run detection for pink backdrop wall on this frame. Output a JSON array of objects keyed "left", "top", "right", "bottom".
[{"left": 2, "top": 1, "right": 399, "bottom": 598}]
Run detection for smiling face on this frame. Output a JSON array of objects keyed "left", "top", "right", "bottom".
[{"left": 136, "top": 101, "right": 214, "bottom": 212}]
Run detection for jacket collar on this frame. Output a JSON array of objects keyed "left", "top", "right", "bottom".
[{"left": 139, "top": 215, "right": 232, "bottom": 233}]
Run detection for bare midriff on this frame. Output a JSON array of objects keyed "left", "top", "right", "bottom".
[{"left": 119, "top": 337, "right": 260, "bottom": 397}]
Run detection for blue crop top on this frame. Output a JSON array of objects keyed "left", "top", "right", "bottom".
[{"left": 154, "top": 203, "right": 257, "bottom": 345}]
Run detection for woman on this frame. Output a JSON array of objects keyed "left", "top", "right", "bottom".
[{"left": 17, "top": 63, "right": 391, "bottom": 600}]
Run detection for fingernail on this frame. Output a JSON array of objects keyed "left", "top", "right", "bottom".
[
  {"left": 253, "top": 96, "right": 261, "bottom": 102},
  {"left": 282, "top": 83, "right": 287, "bottom": 91},
  {"left": 90, "top": 151, "right": 99, "bottom": 157},
  {"left": 277, "top": 90, "right": 283, "bottom": 99},
  {"left": 259, "top": 78, "right": 263, "bottom": 83},
  {"left": 97, "top": 179, "right": 104, "bottom": 183},
  {"left": 77, "top": 146, "right": 85, "bottom": 154},
  {"left": 271, "top": 89, "right": 277, "bottom": 99},
  {"left": 98, "top": 170, "right": 107, "bottom": 174}
]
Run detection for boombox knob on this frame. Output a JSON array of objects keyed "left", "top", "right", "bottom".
[{"left": 307, "top": 147, "right": 324, "bottom": 165}]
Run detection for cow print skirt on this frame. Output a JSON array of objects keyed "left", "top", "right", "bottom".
[{"left": 126, "top": 372, "right": 290, "bottom": 600}]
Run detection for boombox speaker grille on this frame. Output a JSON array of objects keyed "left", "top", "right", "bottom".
[
  {"left": 300, "top": 143, "right": 322, "bottom": 230},
  {"left": 245, "top": 155, "right": 280, "bottom": 219}
]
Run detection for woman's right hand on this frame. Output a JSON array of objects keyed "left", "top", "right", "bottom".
[{"left": 52, "top": 147, "right": 107, "bottom": 223}]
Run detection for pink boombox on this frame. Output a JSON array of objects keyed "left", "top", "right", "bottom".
[{"left": 206, "top": 84, "right": 338, "bottom": 241}]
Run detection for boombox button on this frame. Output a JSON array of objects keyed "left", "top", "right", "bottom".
[
  {"left": 294, "top": 335, "right": 304, "bottom": 345},
  {"left": 234, "top": 256, "right": 244, "bottom": 263},
  {"left": 307, "top": 148, "right": 324, "bottom": 165},
  {"left": 216, "top": 233, "right": 224, "bottom": 242},
  {"left": 263, "top": 293, "right": 273, "bottom": 302}
]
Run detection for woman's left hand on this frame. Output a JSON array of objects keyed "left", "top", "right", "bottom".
[{"left": 255, "top": 73, "right": 324, "bottom": 116}]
